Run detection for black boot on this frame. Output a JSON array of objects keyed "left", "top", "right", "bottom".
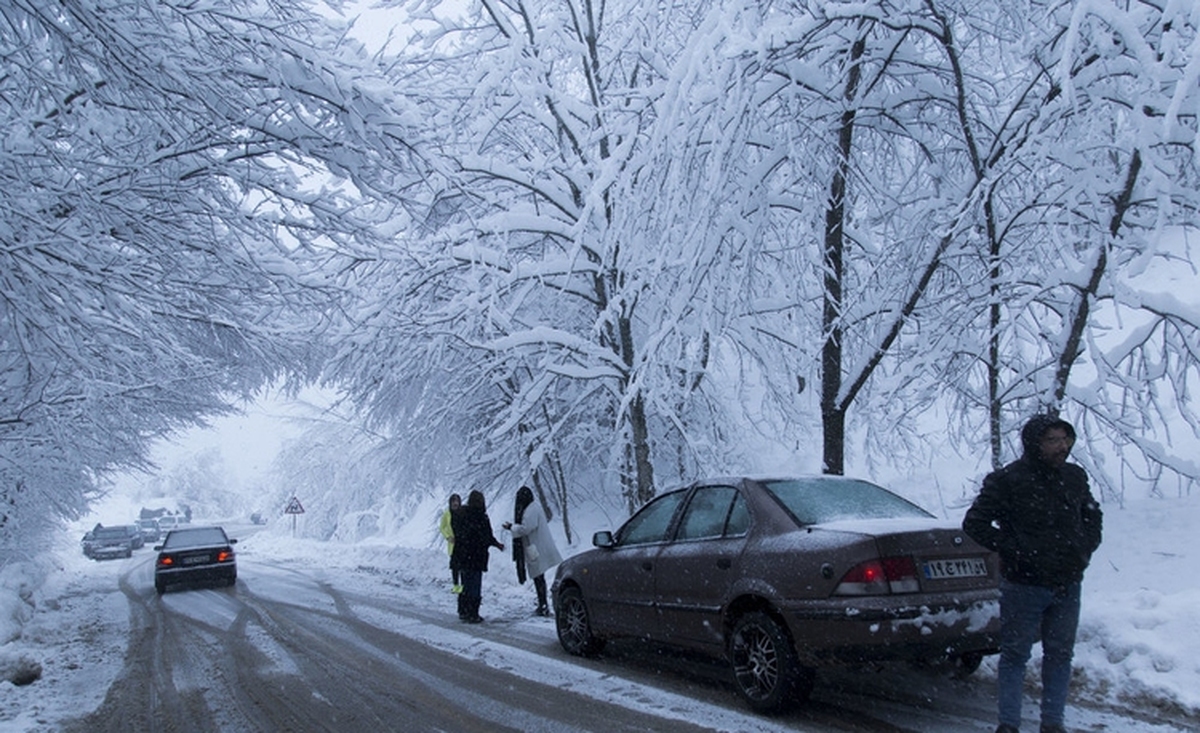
[
  {"left": 466, "top": 595, "right": 483, "bottom": 623},
  {"left": 534, "top": 575, "right": 550, "bottom": 616},
  {"left": 457, "top": 594, "right": 468, "bottom": 620}
]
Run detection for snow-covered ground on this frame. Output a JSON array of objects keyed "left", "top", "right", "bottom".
[{"left": 2, "top": 491, "right": 1199, "bottom": 731}]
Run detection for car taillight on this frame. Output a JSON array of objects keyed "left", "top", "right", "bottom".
[
  {"left": 158, "top": 556, "right": 174, "bottom": 567},
  {"left": 834, "top": 557, "right": 920, "bottom": 595},
  {"left": 217, "top": 550, "right": 233, "bottom": 562}
]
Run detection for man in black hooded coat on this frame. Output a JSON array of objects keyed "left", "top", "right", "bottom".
[{"left": 964, "top": 414, "right": 1103, "bottom": 733}]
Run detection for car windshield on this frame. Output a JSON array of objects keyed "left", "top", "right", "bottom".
[
  {"left": 138, "top": 520, "right": 156, "bottom": 528},
  {"left": 93, "top": 527, "right": 128, "bottom": 539},
  {"left": 163, "top": 528, "right": 228, "bottom": 549},
  {"left": 762, "top": 478, "right": 933, "bottom": 525}
]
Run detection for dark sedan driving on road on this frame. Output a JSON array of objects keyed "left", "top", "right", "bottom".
[
  {"left": 552, "top": 475, "right": 1001, "bottom": 713},
  {"left": 154, "top": 526, "right": 238, "bottom": 594}
]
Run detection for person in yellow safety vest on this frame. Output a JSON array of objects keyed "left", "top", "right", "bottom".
[{"left": 440, "top": 494, "right": 463, "bottom": 594}]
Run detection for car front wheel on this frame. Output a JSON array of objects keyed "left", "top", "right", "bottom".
[
  {"left": 728, "top": 611, "right": 813, "bottom": 713},
  {"left": 555, "top": 586, "right": 605, "bottom": 657}
]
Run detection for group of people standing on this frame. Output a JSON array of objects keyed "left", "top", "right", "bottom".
[{"left": 438, "top": 486, "right": 562, "bottom": 623}]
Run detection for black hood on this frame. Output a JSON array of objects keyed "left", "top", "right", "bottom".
[{"left": 1020, "top": 414, "right": 1076, "bottom": 459}]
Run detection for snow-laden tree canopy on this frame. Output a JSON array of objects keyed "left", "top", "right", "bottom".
[
  {"left": 3, "top": 0, "right": 1198, "bottom": 550},
  {"left": 0, "top": 0, "right": 428, "bottom": 553},
  {"left": 312, "top": 0, "right": 1198, "bottom": 525}
]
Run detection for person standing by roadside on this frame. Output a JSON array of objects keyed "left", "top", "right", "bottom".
[
  {"left": 450, "top": 490, "right": 504, "bottom": 623},
  {"left": 439, "top": 493, "right": 463, "bottom": 595},
  {"left": 502, "top": 486, "right": 563, "bottom": 617},
  {"left": 963, "top": 414, "right": 1103, "bottom": 733}
]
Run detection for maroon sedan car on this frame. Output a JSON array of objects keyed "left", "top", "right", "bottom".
[{"left": 552, "top": 475, "right": 1000, "bottom": 712}]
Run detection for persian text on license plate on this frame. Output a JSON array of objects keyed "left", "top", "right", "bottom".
[
  {"left": 182, "top": 555, "right": 209, "bottom": 565},
  {"left": 922, "top": 557, "right": 987, "bottom": 579}
]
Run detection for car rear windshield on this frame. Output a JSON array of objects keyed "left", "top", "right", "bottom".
[
  {"left": 762, "top": 478, "right": 933, "bottom": 525},
  {"left": 93, "top": 528, "right": 128, "bottom": 539},
  {"left": 163, "top": 528, "right": 228, "bottom": 549}
]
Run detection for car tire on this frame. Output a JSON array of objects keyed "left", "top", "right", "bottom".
[
  {"left": 953, "top": 650, "right": 984, "bottom": 676},
  {"left": 125, "top": 549, "right": 132, "bottom": 558},
  {"left": 155, "top": 580, "right": 166, "bottom": 595},
  {"left": 555, "top": 586, "right": 605, "bottom": 657},
  {"left": 728, "top": 611, "right": 813, "bottom": 713}
]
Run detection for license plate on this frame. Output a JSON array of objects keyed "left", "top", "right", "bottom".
[
  {"left": 182, "top": 555, "right": 209, "bottom": 565},
  {"left": 922, "top": 557, "right": 987, "bottom": 579}
]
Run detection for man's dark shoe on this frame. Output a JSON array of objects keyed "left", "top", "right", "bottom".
[
  {"left": 1040, "top": 725, "right": 1067, "bottom": 733},
  {"left": 996, "top": 726, "right": 1019, "bottom": 733}
]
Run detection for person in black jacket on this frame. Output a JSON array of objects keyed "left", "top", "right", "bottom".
[
  {"left": 964, "top": 414, "right": 1103, "bottom": 733},
  {"left": 450, "top": 490, "right": 504, "bottom": 623}
]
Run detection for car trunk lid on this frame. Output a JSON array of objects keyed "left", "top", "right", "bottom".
[{"left": 814, "top": 517, "right": 998, "bottom": 592}]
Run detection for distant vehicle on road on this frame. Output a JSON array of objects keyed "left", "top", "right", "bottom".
[
  {"left": 249, "top": 511, "right": 267, "bottom": 525},
  {"left": 553, "top": 475, "right": 1001, "bottom": 713},
  {"left": 154, "top": 526, "right": 238, "bottom": 595},
  {"left": 121, "top": 524, "right": 145, "bottom": 549},
  {"left": 136, "top": 518, "right": 161, "bottom": 544},
  {"left": 82, "top": 525, "right": 135, "bottom": 560},
  {"left": 156, "top": 515, "right": 182, "bottom": 533}
]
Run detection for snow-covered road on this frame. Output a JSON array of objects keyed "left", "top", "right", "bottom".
[{"left": 5, "top": 525, "right": 1195, "bottom": 732}]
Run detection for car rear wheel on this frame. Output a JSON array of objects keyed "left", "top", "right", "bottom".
[
  {"left": 556, "top": 586, "right": 605, "bottom": 657},
  {"left": 155, "top": 579, "right": 166, "bottom": 595},
  {"left": 728, "top": 611, "right": 813, "bottom": 713},
  {"left": 953, "top": 650, "right": 984, "bottom": 676}
]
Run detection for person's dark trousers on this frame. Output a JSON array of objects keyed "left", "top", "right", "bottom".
[
  {"left": 461, "top": 569, "right": 484, "bottom": 621},
  {"left": 997, "top": 580, "right": 1082, "bottom": 730},
  {"left": 456, "top": 593, "right": 467, "bottom": 619},
  {"left": 533, "top": 574, "right": 549, "bottom": 615}
]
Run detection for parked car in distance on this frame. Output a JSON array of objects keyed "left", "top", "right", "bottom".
[
  {"left": 121, "top": 524, "right": 145, "bottom": 549},
  {"left": 552, "top": 475, "right": 1001, "bottom": 713},
  {"left": 136, "top": 518, "right": 161, "bottom": 544},
  {"left": 82, "top": 525, "right": 135, "bottom": 560},
  {"left": 154, "top": 526, "right": 237, "bottom": 595},
  {"left": 156, "top": 515, "right": 181, "bottom": 533}
]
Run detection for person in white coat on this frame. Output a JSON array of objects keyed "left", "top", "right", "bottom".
[{"left": 502, "top": 486, "right": 563, "bottom": 616}]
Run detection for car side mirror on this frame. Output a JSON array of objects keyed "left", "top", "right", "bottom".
[
  {"left": 230, "top": 539, "right": 238, "bottom": 544},
  {"left": 592, "top": 530, "right": 614, "bottom": 549}
]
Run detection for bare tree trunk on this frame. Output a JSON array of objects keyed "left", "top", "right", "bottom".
[{"left": 820, "top": 32, "right": 866, "bottom": 476}]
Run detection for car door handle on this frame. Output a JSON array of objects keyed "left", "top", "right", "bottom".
[{"left": 716, "top": 557, "right": 732, "bottom": 570}]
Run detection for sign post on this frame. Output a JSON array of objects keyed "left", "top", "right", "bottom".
[{"left": 283, "top": 496, "right": 305, "bottom": 537}]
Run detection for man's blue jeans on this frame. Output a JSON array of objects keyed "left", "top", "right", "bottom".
[{"left": 997, "top": 579, "right": 1081, "bottom": 729}]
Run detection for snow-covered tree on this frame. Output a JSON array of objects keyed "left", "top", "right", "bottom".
[
  {"left": 320, "top": 0, "right": 737, "bottom": 516},
  {"left": 0, "top": 0, "right": 426, "bottom": 552}
]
